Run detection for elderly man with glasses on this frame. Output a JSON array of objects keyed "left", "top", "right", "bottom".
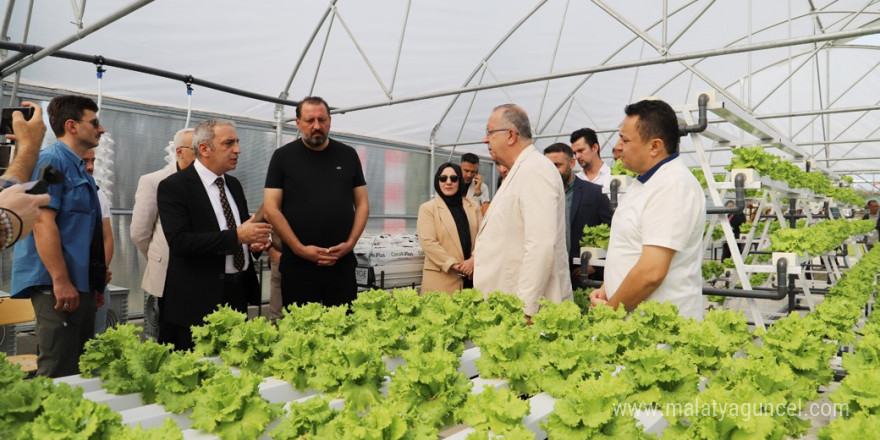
[
  {"left": 473, "top": 104, "right": 572, "bottom": 323},
  {"left": 130, "top": 128, "right": 195, "bottom": 341},
  {"left": 11, "top": 95, "right": 108, "bottom": 377}
]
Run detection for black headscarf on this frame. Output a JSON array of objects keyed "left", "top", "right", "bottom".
[{"left": 434, "top": 163, "right": 472, "bottom": 261}]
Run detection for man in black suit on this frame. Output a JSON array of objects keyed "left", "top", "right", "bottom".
[
  {"left": 157, "top": 120, "right": 272, "bottom": 351},
  {"left": 544, "top": 143, "right": 612, "bottom": 288}
]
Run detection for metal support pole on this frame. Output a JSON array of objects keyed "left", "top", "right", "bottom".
[
  {"left": 332, "top": 25, "right": 880, "bottom": 114},
  {"left": 2, "top": 0, "right": 156, "bottom": 76},
  {"left": 0, "top": 41, "right": 302, "bottom": 107}
]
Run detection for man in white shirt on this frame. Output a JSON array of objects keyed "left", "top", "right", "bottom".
[
  {"left": 460, "top": 153, "right": 490, "bottom": 215},
  {"left": 474, "top": 104, "right": 572, "bottom": 322},
  {"left": 571, "top": 127, "right": 611, "bottom": 190},
  {"left": 82, "top": 148, "right": 113, "bottom": 334},
  {"left": 590, "top": 99, "right": 706, "bottom": 319}
]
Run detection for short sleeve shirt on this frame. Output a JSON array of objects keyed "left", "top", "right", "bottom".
[
  {"left": 11, "top": 141, "right": 100, "bottom": 297},
  {"left": 265, "top": 138, "right": 366, "bottom": 264},
  {"left": 465, "top": 181, "right": 490, "bottom": 206},
  {"left": 98, "top": 189, "right": 111, "bottom": 219},
  {"left": 604, "top": 156, "right": 706, "bottom": 319}
]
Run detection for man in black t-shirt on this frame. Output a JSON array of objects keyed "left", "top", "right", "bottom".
[{"left": 263, "top": 96, "right": 369, "bottom": 307}]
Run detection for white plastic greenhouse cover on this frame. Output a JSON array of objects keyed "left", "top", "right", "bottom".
[{"left": 3, "top": 0, "right": 880, "bottom": 187}]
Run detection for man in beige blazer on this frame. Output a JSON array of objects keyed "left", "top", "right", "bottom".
[
  {"left": 130, "top": 128, "right": 194, "bottom": 340},
  {"left": 474, "top": 104, "right": 572, "bottom": 321}
]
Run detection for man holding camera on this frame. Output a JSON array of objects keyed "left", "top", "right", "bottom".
[
  {"left": 11, "top": 95, "right": 107, "bottom": 377},
  {"left": 0, "top": 102, "right": 50, "bottom": 249}
]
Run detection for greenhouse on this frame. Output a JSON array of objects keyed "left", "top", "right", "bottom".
[{"left": 1, "top": 0, "right": 880, "bottom": 438}]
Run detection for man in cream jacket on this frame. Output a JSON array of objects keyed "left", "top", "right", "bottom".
[
  {"left": 130, "top": 128, "right": 194, "bottom": 340},
  {"left": 474, "top": 104, "right": 572, "bottom": 321}
]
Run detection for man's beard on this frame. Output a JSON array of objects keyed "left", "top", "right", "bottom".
[
  {"left": 304, "top": 132, "right": 326, "bottom": 147},
  {"left": 561, "top": 171, "right": 571, "bottom": 186}
]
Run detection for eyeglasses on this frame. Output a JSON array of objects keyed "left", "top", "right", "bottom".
[
  {"left": 77, "top": 119, "right": 101, "bottom": 129},
  {"left": 177, "top": 146, "right": 193, "bottom": 150},
  {"left": 438, "top": 175, "right": 459, "bottom": 183},
  {"left": 486, "top": 128, "right": 510, "bottom": 136}
]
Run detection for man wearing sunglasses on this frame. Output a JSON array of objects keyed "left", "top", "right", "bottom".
[
  {"left": 130, "top": 128, "right": 194, "bottom": 340},
  {"left": 474, "top": 104, "right": 572, "bottom": 323},
  {"left": 11, "top": 95, "right": 107, "bottom": 377}
]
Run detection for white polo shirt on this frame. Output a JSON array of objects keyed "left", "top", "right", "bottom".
[
  {"left": 604, "top": 154, "right": 705, "bottom": 320},
  {"left": 465, "top": 180, "right": 490, "bottom": 207},
  {"left": 97, "top": 189, "right": 111, "bottom": 219}
]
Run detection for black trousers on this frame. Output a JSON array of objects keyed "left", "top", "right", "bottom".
[
  {"left": 158, "top": 275, "right": 249, "bottom": 351},
  {"left": 280, "top": 258, "right": 357, "bottom": 308}
]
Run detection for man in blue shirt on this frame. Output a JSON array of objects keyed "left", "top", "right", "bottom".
[{"left": 12, "top": 95, "right": 106, "bottom": 377}]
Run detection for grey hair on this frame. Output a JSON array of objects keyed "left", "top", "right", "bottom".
[
  {"left": 172, "top": 128, "right": 194, "bottom": 148},
  {"left": 493, "top": 104, "right": 532, "bottom": 141},
  {"left": 192, "top": 120, "right": 235, "bottom": 158}
]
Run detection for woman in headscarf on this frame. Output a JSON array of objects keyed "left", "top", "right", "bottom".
[{"left": 417, "top": 163, "right": 481, "bottom": 295}]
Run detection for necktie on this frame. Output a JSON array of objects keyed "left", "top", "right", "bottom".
[{"left": 215, "top": 177, "right": 245, "bottom": 271}]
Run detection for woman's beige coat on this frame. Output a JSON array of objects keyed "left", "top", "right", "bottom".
[{"left": 417, "top": 196, "right": 481, "bottom": 295}]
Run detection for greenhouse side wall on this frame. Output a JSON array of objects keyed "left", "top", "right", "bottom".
[{"left": 0, "top": 85, "right": 491, "bottom": 319}]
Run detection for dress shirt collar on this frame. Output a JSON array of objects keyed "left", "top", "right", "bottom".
[{"left": 194, "top": 159, "right": 224, "bottom": 188}]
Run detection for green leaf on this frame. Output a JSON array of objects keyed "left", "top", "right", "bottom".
[
  {"left": 459, "top": 386, "right": 530, "bottom": 436},
  {"left": 189, "top": 370, "right": 281, "bottom": 440},
  {"left": 580, "top": 224, "right": 611, "bottom": 249}
]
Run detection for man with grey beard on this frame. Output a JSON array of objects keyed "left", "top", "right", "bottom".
[{"left": 263, "top": 96, "right": 369, "bottom": 309}]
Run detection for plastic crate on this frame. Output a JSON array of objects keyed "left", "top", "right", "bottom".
[
  {"left": 105, "top": 285, "right": 129, "bottom": 328},
  {"left": 0, "top": 325, "right": 16, "bottom": 356}
]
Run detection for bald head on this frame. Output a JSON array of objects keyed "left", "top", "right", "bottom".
[
  {"left": 484, "top": 104, "right": 534, "bottom": 168},
  {"left": 492, "top": 104, "right": 532, "bottom": 141},
  {"left": 173, "top": 128, "right": 195, "bottom": 169}
]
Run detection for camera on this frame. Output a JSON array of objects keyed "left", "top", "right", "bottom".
[
  {"left": 0, "top": 164, "right": 63, "bottom": 194},
  {"left": 24, "top": 164, "right": 63, "bottom": 194},
  {"left": 0, "top": 107, "right": 36, "bottom": 174},
  {"left": 1, "top": 107, "right": 35, "bottom": 137}
]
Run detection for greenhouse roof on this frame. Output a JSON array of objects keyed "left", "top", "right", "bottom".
[{"left": 3, "top": 0, "right": 880, "bottom": 189}]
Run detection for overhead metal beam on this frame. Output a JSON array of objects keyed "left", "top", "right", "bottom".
[
  {"left": 0, "top": 41, "right": 302, "bottom": 107},
  {"left": 279, "top": 0, "right": 338, "bottom": 100},
  {"left": 798, "top": 138, "right": 880, "bottom": 146},
  {"left": 832, "top": 169, "right": 880, "bottom": 173},
  {"left": 330, "top": 4, "right": 391, "bottom": 99},
  {"left": 814, "top": 155, "right": 880, "bottom": 161},
  {"left": 1, "top": 0, "right": 17, "bottom": 57},
  {"left": 388, "top": 0, "right": 412, "bottom": 96},
  {"left": 709, "top": 95, "right": 809, "bottom": 160},
  {"left": 331, "top": 24, "right": 880, "bottom": 114},
  {"left": 537, "top": 0, "right": 698, "bottom": 134},
  {"left": 421, "top": 1, "right": 550, "bottom": 130},
  {"left": 758, "top": 104, "right": 880, "bottom": 119},
  {"left": 1, "top": 0, "right": 155, "bottom": 76}
]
